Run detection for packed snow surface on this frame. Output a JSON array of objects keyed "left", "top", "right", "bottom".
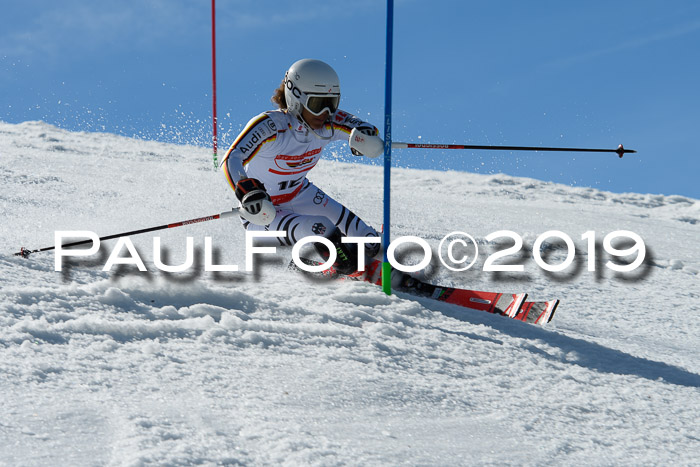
[{"left": 1, "top": 120, "right": 699, "bottom": 465}]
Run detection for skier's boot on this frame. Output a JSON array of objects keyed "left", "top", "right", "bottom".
[{"left": 314, "top": 227, "right": 359, "bottom": 275}]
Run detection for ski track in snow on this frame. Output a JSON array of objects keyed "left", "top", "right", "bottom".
[{"left": 1, "top": 121, "right": 699, "bottom": 465}]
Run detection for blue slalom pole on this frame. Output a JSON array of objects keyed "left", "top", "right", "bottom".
[{"left": 381, "top": 0, "right": 394, "bottom": 295}]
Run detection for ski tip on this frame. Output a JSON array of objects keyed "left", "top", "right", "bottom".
[
  {"left": 507, "top": 293, "right": 528, "bottom": 318},
  {"left": 546, "top": 300, "right": 560, "bottom": 323}
]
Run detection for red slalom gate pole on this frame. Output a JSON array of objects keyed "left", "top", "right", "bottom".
[{"left": 211, "top": 0, "right": 219, "bottom": 169}]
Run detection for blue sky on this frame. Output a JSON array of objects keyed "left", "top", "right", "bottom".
[{"left": 2, "top": 1, "right": 699, "bottom": 198}]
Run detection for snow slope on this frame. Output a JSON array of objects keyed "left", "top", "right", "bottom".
[{"left": 1, "top": 120, "right": 698, "bottom": 466}]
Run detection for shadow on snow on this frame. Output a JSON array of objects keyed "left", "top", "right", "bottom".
[{"left": 409, "top": 295, "right": 700, "bottom": 389}]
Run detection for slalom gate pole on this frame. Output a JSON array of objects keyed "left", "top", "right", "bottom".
[
  {"left": 381, "top": 0, "right": 394, "bottom": 296},
  {"left": 211, "top": 0, "right": 219, "bottom": 169},
  {"left": 14, "top": 210, "right": 239, "bottom": 259},
  {"left": 392, "top": 142, "right": 636, "bottom": 158}
]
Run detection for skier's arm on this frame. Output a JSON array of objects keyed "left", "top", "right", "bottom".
[
  {"left": 331, "top": 110, "right": 384, "bottom": 158},
  {"left": 220, "top": 113, "right": 277, "bottom": 192},
  {"left": 349, "top": 126, "right": 384, "bottom": 158}
]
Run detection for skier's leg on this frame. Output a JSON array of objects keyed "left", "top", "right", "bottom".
[
  {"left": 242, "top": 209, "right": 359, "bottom": 274},
  {"left": 284, "top": 182, "right": 381, "bottom": 258}
]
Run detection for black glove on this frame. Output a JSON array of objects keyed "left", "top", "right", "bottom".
[
  {"left": 235, "top": 178, "right": 271, "bottom": 215},
  {"left": 351, "top": 125, "right": 379, "bottom": 156}
]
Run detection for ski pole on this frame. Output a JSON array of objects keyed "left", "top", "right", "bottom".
[
  {"left": 392, "top": 142, "right": 635, "bottom": 158},
  {"left": 14, "top": 208, "right": 241, "bottom": 259}
]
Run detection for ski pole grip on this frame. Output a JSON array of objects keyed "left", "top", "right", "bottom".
[{"left": 221, "top": 209, "right": 239, "bottom": 219}]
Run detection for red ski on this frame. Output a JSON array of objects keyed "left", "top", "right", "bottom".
[{"left": 291, "top": 257, "right": 558, "bottom": 326}]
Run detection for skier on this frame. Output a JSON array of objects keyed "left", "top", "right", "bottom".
[{"left": 220, "top": 58, "right": 385, "bottom": 274}]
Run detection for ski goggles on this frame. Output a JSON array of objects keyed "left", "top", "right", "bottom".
[{"left": 303, "top": 94, "right": 340, "bottom": 116}]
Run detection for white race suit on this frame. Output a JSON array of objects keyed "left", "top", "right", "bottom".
[{"left": 220, "top": 109, "right": 380, "bottom": 256}]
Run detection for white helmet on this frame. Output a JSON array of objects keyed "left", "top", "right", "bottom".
[{"left": 284, "top": 59, "right": 341, "bottom": 121}]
